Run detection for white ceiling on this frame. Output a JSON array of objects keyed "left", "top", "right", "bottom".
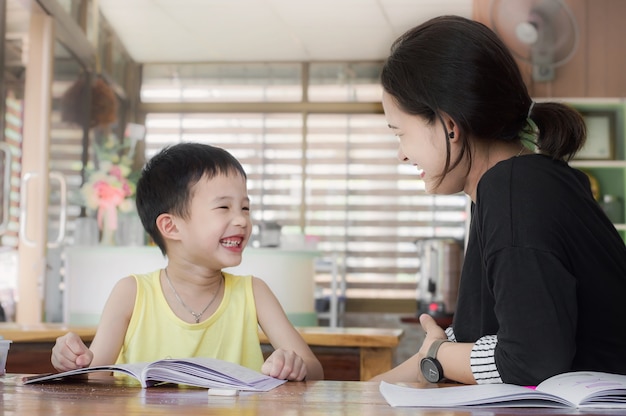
[{"left": 97, "top": 0, "right": 473, "bottom": 63}]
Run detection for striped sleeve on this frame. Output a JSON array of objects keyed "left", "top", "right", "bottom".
[
  {"left": 470, "top": 335, "right": 502, "bottom": 384},
  {"left": 444, "top": 326, "right": 456, "bottom": 342}
]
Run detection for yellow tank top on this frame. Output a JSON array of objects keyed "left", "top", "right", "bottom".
[{"left": 117, "top": 270, "right": 264, "bottom": 372}]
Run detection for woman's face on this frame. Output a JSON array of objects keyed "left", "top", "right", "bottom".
[{"left": 382, "top": 91, "right": 466, "bottom": 195}]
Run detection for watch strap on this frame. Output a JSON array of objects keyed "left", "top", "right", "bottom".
[{"left": 426, "top": 339, "right": 448, "bottom": 359}]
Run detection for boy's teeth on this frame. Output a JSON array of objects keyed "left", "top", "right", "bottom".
[{"left": 222, "top": 240, "right": 240, "bottom": 247}]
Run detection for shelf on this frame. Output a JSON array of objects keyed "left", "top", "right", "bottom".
[
  {"left": 540, "top": 97, "right": 626, "bottom": 105},
  {"left": 567, "top": 100, "right": 626, "bottom": 242},
  {"left": 570, "top": 160, "right": 626, "bottom": 168}
]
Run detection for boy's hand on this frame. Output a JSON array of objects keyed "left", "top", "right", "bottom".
[
  {"left": 51, "top": 332, "right": 94, "bottom": 372},
  {"left": 261, "top": 348, "right": 307, "bottom": 381}
]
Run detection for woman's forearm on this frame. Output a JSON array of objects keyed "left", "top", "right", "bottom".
[{"left": 437, "top": 341, "right": 476, "bottom": 384}]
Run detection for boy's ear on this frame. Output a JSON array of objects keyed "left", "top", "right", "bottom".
[{"left": 156, "top": 213, "right": 180, "bottom": 240}]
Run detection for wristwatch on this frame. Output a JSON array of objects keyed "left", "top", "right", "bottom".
[{"left": 420, "top": 339, "right": 448, "bottom": 383}]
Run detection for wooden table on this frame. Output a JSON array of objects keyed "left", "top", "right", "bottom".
[
  {"left": 259, "top": 326, "right": 403, "bottom": 381},
  {"left": 0, "top": 374, "right": 611, "bottom": 415},
  {"left": 0, "top": 324, "right": 403, "bottom": 381},
  {"left": 0, "top": 324, "right": 96, "bottom": 376}
]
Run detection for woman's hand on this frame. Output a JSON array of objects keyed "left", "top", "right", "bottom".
[
  {"left": 369, "top": 313, "right": 448, "bottom": 383},
  {"left": 418, "top": 313, "right": 448, "bottom": 355},
  {"left": 415, "top": 313, "right": 449, "bottom": 382}
]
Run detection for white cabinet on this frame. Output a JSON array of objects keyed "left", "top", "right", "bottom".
[
  {"left": 63, "top": 246, "right": 167, "bottom": 325},
  {"left": 225, "top": 248, "right": 320, "bottom": 326},
  {"left": 63, "top": 246, "right": 319, "bottom": 326}
]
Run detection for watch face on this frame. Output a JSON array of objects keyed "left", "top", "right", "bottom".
[{"left": 420, "top": 357, "right": 443, "bottom": 383}]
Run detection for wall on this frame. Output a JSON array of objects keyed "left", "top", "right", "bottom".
[{"left": 473, "top": 0, "right": 626, "bottom": 97}]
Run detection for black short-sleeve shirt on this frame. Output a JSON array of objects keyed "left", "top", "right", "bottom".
[{"left": 454, "top": 154, "right": 626, "bottom": 385}]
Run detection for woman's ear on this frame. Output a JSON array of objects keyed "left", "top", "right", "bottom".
[{"left": 441, "top": 111, "right": 458, "bottom": 143}]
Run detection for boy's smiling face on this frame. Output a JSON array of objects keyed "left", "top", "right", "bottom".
[{"left": 176, "top": 171, "right": 252, "bottom": 270}]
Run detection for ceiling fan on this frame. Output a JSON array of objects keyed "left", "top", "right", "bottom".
[{"left": 489, "top": 0, "right": 580, "bottom": 81}]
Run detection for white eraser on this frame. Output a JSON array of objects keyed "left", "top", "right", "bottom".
[{"left": 208, "top": 388, "right": 239, "bottom": 396}]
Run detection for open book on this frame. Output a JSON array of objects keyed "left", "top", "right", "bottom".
[
  {"left": 22, "top": 357, "right": 286, "bottom": 392},
  {"left": 380, "top": 371, "right": 626, "bottom": 409}
]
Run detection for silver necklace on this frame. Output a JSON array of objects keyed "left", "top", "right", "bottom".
[{"left": 164, "top": 268, "right": 223, "bottom": 323}]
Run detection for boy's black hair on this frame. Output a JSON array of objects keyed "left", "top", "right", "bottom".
[{"left": 135, "top": 142, "right": 247, "bottom": 255}]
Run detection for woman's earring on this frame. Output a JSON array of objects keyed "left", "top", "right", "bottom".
[{"left": 448, "top": 131, "right": 455, "bottom": 139}]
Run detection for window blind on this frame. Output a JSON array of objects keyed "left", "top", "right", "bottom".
[{"left": 141, "top": 62, "right": 468, "bottom": 299}]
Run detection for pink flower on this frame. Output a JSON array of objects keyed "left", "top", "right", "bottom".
[
  {"left": 80, "top": 165, "right": 137, "bottom": 233},
  {"left": 94, "top": 180, "right": 126, "bottom": 206},
  {"left": 93, "top": 180, "right": 127, "bottom": 231},
  {"left": 109, "top": 165, "right": 124, "bottom": 181}
]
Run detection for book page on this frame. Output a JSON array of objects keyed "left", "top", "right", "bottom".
[
  {"left": 22, "top": 358, "right": 286, "bottom": 391},
  {"left": 379, "top": 381, "right": 571, "bottom": 408},
  {"left": 22, "top": 363, "right": 147, "bottom": 386},
  {"left": 143, "top": 357, "right": 286, "bottom": 391},
  {"left": 536, "top": 371, "right": 626, "bottom": 408}
]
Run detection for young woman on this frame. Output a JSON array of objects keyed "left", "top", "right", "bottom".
[{"left": 370, "top": 15, "right": 626, "bottom": 386}]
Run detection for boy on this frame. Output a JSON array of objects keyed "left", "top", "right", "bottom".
[{"left": 52, "top": 142, "right": 323, "bottom": 381}]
